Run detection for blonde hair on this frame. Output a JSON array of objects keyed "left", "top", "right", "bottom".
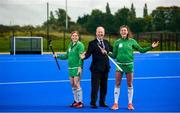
[{"left": 120, "top": 25, "right": 133, "bottom": 39}]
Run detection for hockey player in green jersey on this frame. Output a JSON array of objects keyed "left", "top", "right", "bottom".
[
  {"left": 55, "top": 31, "right": 84, "bottom": 108},
  {"left": 110, "top": 25, "right": 159, "bottom": 110}
]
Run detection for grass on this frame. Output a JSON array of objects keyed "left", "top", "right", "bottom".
[{"left": 0, "top": 38, "right": 10, "bottom": 52}]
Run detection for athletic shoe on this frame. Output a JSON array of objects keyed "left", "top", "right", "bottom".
[
  {"left": 111, "top": 103, "right": 118, "bottom": 110},
  {"left": 128, "top": 103, "right": 134, "bottom": 110},
  {"left": 75, "top": 102, "right": 84, "bottom": 108},
  {"left": 69, "top": 101, "right": 78, "bottom": 107}
]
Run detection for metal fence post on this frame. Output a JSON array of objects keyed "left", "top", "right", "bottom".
[
  {"left": 160, "top": 33, "right": 163, "bottom": 51},
  {"left": 63, "top": 30, "right": 65, "bottom": 51},
  {"left": 176, "top": 33, "right": 178, "bottom": 50}
]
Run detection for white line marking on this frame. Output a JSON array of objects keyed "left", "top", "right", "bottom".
[
  {"left": 0, "top": 76, "right": 180, "bottom": 85},
  {"left": 1, "top": 57, "right": 180, "bottom": 63},
  {"left": 0, "top": 59, "right": 51, "bottom": 61}
]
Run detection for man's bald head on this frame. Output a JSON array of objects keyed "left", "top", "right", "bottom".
[{"left": 96, "top": 26, "right": 105, "bottom": 40}]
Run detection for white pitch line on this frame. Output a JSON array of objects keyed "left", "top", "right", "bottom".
[
  {"left": 0, "top": 76, "right": 180, "bottom": 85},
  {"left": 1, "top": 57, "right": 180, "bottom": 63},
  {"left": 0, "top": 80, "right": 69, "bottom": 85},
  {"left": 132, "top": 76, "right": 180, "bottom": 80},
  {"left": 0, "top": 60, "right": 55, "bottom": 63}
]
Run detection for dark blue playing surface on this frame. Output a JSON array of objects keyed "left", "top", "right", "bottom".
[{"left": 0, "top": 52, "right": 180, "bottom": 112}]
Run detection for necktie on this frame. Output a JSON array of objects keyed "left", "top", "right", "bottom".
[{"left": 100, "top": 41, "right": 104, "bottom": 48}]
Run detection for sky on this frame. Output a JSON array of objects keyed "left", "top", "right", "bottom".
[{"left": 0, "top": 0, "right": 179, "bottom": 26}]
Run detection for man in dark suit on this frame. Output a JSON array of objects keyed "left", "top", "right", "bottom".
[{"left": 81, "top": 26, "right": 111, "bottom": 108}]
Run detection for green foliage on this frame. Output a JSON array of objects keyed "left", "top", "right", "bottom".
[
  {"left": 143, "top": 3, "right": 148, "bottom": 17},
  {"left": 114, "top": 7, "right": 130, "bottom": 27},
  {"left": 130, "top": 3, "right": 136, "bottom": 19},
  {"left": 42, "top": 8, "right": 72, "bottom": 32},
  {"left": 129, "top": 18, "right": 146, "bottom": 33},
  {"left": 104, "top": 3, "right": 116, "bottom": 34},
  {"left": 152, "top": 6, "right": 180, "bottom": 32},
  {"left": 86, "top": 9, "right": 104, "bottom": 34},
  {"left": 55, "top": 8, "right": 70, "bottom": 28},
  {"left": 144, "top": 15, "right": 153, "bottom": 31},
  {"left": 106, "top": 2, "right": 111, "bottom": 15},
  {"left": 77, "top": 14, "right": 90, "bottom": 26}
]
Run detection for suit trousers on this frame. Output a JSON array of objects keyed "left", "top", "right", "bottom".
[{"left": 90, "top": 71, "right": 108, "bottom": 104}]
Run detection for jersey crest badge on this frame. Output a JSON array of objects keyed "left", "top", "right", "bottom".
[{"left": 119, "top": 43, "right": 123, "bottom": 48}]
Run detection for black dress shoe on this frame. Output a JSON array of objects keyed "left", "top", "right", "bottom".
[
  {"left": 90, "top": 103, "right": 98, "bottom": 108},
  {"left": 99, "top": 102, "right": 108, "bottom": 107}
]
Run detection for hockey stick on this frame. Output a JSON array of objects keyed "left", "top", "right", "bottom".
[
  {"left": 49, "top": 42, "right": 60, "bottom": 70},
  {"left": 97, "top": 44, "right": 123, "bottom": 72}
]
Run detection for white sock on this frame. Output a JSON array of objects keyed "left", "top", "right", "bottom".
[
  {"left": 128, "top": 87, "right": 134, "bottom": 104},
  {"left": 76, "top": 87, "right": 83, "bottom": 103},
  {"left": 114, "top": 86, "right": 120, "bottom": 104},
  {"left": 72, "top": 87, "right": 77, "bottom": 102}
]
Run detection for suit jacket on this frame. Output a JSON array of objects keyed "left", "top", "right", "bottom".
[{"left": 85, "top": 38, "right": 111, "bottom": 73}]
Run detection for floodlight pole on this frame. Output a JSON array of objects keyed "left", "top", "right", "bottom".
[
  {"left": 65, "top": 0, "right": 68, "bottom": 30},
  {"left": 64, "top": 0, "right": 68, "bottom": 51},
  {"left": 47, "top": 2, "right": 49, "bottom": 51}
]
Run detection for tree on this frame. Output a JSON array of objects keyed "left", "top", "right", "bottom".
[
  {"left": 130, "top": 18, "right": 146, "bottom": 33},
  {"left": 151, "top": 6, "right": 180, "bottom": 31},
  {"left": 152, "top": 7, "right": 165, "bottom": 31},
  {"left": 143, "top": 3, "right": 148, "bottom": 17},
  {"left": 166, "top": 6, "right": 180, "bottom": 31},
  {"left": 130, "top": 3, "right": 136, "bottom": 19},
  {"left": 144, "top": 15, "right": 153, "bottom": 31},
  {"left": 21, "top": 25, "right": 35, "bottom": 32},
  {"left": 106, "top": 2, "right": 111, "bottom": 15},
  {"left": 104, "top": 2, "right": 116, "bottom": 34},
  {"left": 49, "top": 11, "right": 56, "bottom": 24},
  {"left": 49, "top": 11, "right": 58, "bottom": 31},
  {"left": 42, "top": 8, "right": 72, "bottom": 31},
  {"left": 77, "top": 14, "right": 90, "bottom": 27},
  {"left": 55, "top": 8, "right": 71, "bottom": 30},
  {"left": 114, "top": 7, "right": 130, "bottom": 31},
  {"left": 0, "top": 25, "right": 20, "bottom": 32},
  {"left": 86, "top": 9, "right": 104, "bottom": 33}
]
